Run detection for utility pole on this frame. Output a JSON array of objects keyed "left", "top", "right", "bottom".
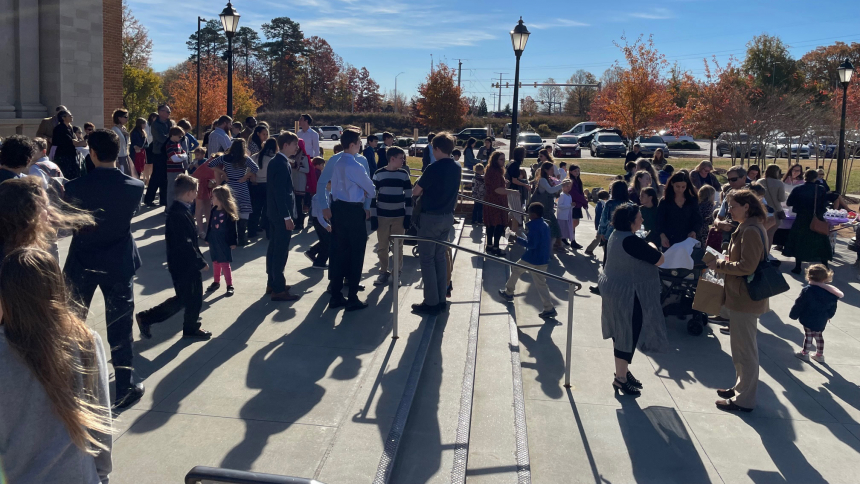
[
  {"left": 457, "top": 59, "right": 463, "bottom": 89},
  {"left": 430, "top": 54, "right": 434, "bottom": 74},
  {"left": 497, "top": 73, "right": 506, "bottom": 111}
]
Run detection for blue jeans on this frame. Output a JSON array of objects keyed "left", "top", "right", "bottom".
[{"left": 471, "top": 201, "right": 483, "bottom": 223}]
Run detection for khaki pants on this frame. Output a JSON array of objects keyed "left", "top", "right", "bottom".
[
  {"left": 377, "top": 216, "right": 405, "bottom": 273},
  {"left": 504, "top": 260, "right": 553, "bottom": 311},
  {"left": 724, "top": 307, "right": 760, "bottom": 409}
]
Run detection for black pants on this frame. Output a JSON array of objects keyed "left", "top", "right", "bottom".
[
  {"left": 487, "top": 224, "right": 505, "bottom": 248},
  {"left": 248, "top": 182, "right": 267, "bottom": 236},
  {"left": 295, "top": 192, "right": 307, "bottom": 228},
  {"left": 309, "top": 216, "right": 331, "bottom": 265},
  {"left": 66, "top": 270, "right": 136, "bottom": 395},
  {"left": 266, "top": 218, "right": 293, "bottom": 293},
  {"left": 137, "top": 271, "right": 203, "bottom": 333},
  {"left": 144, "top": 153, "right": 168, "bottom": 206},
  {"left": 614, "top": 295, "right": 643, "bottom": 363},
  {"left": 329, "top": 200, "right": 367, "bottom": 299}
]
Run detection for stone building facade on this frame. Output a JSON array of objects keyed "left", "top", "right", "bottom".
[{"left": 0, "top": 0, "right": 122, "bottom": 138}]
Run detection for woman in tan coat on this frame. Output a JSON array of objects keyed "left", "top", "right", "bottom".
[{"left": 705, "top": 189, "right": 769, "bottom": 412}]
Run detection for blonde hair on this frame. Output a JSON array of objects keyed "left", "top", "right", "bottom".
[
  {"left": 806, "top": 263, "right": 833, "bottom": 283},
  {"left": 0, "top": 248, "right": 112, "bottom": 454},
  {"left": 697, "top": 184, "right": 716, "bottom": 204},
  {"left": 473, "top": 163, "right": 485, "bottom": 174},
  {"left": 211, "top": 185, "right": 240, "bottom": 221}
]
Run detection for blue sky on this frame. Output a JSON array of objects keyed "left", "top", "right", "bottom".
[{"left": 134, "top": 0, "right": 860, "bottom": 105}]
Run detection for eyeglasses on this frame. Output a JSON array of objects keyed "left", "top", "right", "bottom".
[{"left": 727, "top": 176, "right": 740, "bottom": 183}]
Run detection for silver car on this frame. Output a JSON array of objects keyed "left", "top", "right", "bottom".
[{"left": 634, "top": 135, "right": 670, "bottom": 157}]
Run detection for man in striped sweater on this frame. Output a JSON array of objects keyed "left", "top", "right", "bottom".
[{"left": 371, "top": 146, "right": 413, "bottom": 286}]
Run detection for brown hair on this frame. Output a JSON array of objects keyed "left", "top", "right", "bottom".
[
  {"left": 312, "top": 156, "right": 325, "bottom": 167},
  {"left": 764, "top": 164, "right": 782, "bottom": 179},
  {"left": 726, "top": 189, "right": 767, "bottom": 222},
  {"left": 806, "top": 263, "right": 833, "bottom": 283},
  {"left": 487, "top": 151, "right": 505, "bottom": 174},
  {"left": 0, "top": 247, "right": 112, "bottom": 454},
  {"left": 174, "top": 173, "right": 198, "bottom": 196},
  {"left": 168, "top": 126, "right": 185, "bottom": 138},
  {"left": 226, "top": 138, "right": 247, "bottom": 168},
  {"left": 211, "top": 185, "right": 239, "bottom": 221},
  {"left": 112, "top": 108, "right": 128, "bottom": 125},
  {"left": 473, "top": 163, "right": 485, "bottom": 174},
  {"left": 431, "top": 132, "right": 455, "bottom": 156},
  {"left": 0, "top": 177, "right": 94, "bottom": 254},
  {"left": 538, "top": 148, "right": 555, "bottom": 163},
  {"left": 276, "top": 130, "right": 298, "bottom": 150}
]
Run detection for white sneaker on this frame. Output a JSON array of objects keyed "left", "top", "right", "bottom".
[
  {"left": 795, "top": 352, "right": 810, "bottom": 362},
  {"left": 811, "top": 354, "right": 826, "bottom": 363}
]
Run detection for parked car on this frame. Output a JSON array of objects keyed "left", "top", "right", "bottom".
[
  {"left": 409, "top": 136, "right": 429, "bottom": 157},
  {"left": 634, "top": 135, "right": 670, "bottom": 157},
  {"left": 319, "top": 126, "right": 343, "bottom": 140},
  {"left": 659, "top": 130, "right": 695, "bottom": 143},
  {"left": 766, "top": 136, "right": 810, "bottom": 159},
  {"left": 311, "top": 126, "right": 325, "bottom": 138},
  {"left": 455, "top": 127, "right": 494, "bottom": 143},
  {"left": 816, "top": 137, "right": 838, "bottom": 157},
  {"left": 590, "top": 132, "right": 627, "bottom": 157},
  {"left": 579, "top": 127, "right": 624, "bottom": 147},
  {"left": 564, "top": 121, "right": 599, "bottom": 136},
  {"left": 517, "top": 132, "right": 544, "bottom": 157},
  {"left": 503, "top": 123, "right": 521, "bottom": 139},
  {"left": 552, "top": 135, "right": 582, "bottom": 158},
  {"left": 715, "top": 132, "right": 759, "bottom": 157}
]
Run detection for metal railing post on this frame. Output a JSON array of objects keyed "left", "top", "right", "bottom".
[
  {"left": 392, "top": 241, "right": 400, "bottom": 340},
  {"left": 564, "top": 283, "right": 575, "bottom": 388}
]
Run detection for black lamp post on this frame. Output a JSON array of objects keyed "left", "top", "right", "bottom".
[
  {"left": 835, "top": 58, "right": 854, "bottom": 195},
  {"left": 196, "top": 16, "right": 205, "bottom": 138},
  {"left": 509, "top": 17, "right": 530, "bottom": 158},
  {"left": 219, "top": 2, "right": 240, "bottom": 118}
]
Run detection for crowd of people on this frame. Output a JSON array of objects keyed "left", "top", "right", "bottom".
[{"left": 0, "top": 107, "right": 850, "bottom": 481}]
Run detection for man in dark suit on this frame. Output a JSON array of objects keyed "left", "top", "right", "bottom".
[
  {"left": 266, "top": 131, "right": 300, "bottom": 301},
  {"left": 136, "top": 174, "right": 212, "bottom": 340},
  {"left": 64, "top": 129, "right": 146, "bottom": 411}
]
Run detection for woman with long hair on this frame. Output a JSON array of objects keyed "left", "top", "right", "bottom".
[
  {"left": 0, "top": 247, "right": 113, "bottom": 483},
  {"left": 463, "top": 137, "right": 477, "bottom": 170},
  {"left": 111, "top": 108, "right": 134, "bottom": 177},
  {"left": 783, "top": 163, "right": 804, "bottom": 187},
  {"left": 531, "top": 161, "right": 565, "bottom": 252},
  {"left": 483, "top": 151, "right": 509, "bottom": 256},
  {"left": 628, "top": 170, "right": 653, "bottom": 205},
  {"left": 250, "top": 138, "right": 278, "bottom": 239},
  {"left": 142, "top": 112, "right": 158, "bottom": 185},
  {"left": 784, "top": 169, "right": 832, "bottom": 274},
  {"left": 290, "top": 139, "right": 312, "bottom": 231},
  {"left": 130, "top": 117, "right": 148, "bottom": 178},
  {"left": 746, "top": 164, "right": 761, "bottom": 182},
  {"left": 0, "top": 176, "right": 94, "bottom": 260},
  {"left": 657, "top": 171, "right": 701, "bottom": 249},
  {"left": 248, "top": 124, "right": 269, "bottom": 156},
  {"left": 208, "top": 138, "right": 259, "bottom": 245},
  {"left": 651, "top": 148, "right": 667, "bottom": 168},
  {"left": 567, "top": 164, "right": 589, "bottom": 249},
  {"left": 635, "top": 159, "right": 662, "bottom": 197},
  {"left": 758, "top": 164, "right": 787, "bottom": 249}
]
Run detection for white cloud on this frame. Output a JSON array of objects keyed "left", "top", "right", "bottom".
[
  {"left": 629, "top": 8, "right": 675, "bottom": 19},
  {"left": 530, "top": 19, "right": 590, "bottom": 29}
]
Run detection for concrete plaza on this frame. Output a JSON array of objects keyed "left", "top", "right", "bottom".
[{"left": 64, "top": 204, "right": 860, "bottom": 483}]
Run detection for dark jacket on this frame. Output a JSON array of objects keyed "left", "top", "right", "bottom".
[
  {"left": 789, "top": 283, "right": 842, "bottom": 332},
  {"left": 690, "top": 170, "right": 722, "bottom": 192},
  {"left": 266, "top": 153, "right": 296, "bottom": 221},
  {"left": 364, "top": 146, "right": 377, "bottom": 173},
  {"left": 625, "top": 150, "right": 642, "bottom": 163},
  {"left": 657, "top": 196, "right": 702, "bottom": 245},
  {"left": 165, "top": 201, "right": 207, "bottom": 275},
  {"left": 64, "top": 168, "right": 145, "bottom": 281}
]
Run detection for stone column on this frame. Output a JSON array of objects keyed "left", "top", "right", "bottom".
[
  {"left": 14, "top": 0, "right": 46, "bottom": 118},
  {"left": 0, "top": 0, "right": 17, "bottom": 118}
]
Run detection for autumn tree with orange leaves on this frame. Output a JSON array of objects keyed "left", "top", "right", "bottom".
[
  {"left": 416, "top": 63, "right": 468, "bottom": 130},
  {"left": 589, "top": 35, "right": 679, "bottom": 148},
  {"left": 167, "top": 61, "right": 259, "bottom": 130}
]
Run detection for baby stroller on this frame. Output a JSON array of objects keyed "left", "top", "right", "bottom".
[{"left": 659, "top": 247, "right": 709, "bottom": 336}]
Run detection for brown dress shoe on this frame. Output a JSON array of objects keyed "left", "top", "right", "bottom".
[{"left": 271, "top": 291, "right": 300, "bottom": 301}]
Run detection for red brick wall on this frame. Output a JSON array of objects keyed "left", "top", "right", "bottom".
[{"left": 103, "top": 0, "right": 123, "bottom": 127}]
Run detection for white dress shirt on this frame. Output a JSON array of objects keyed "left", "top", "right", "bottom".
[
  {"left": 330, "top": 153, "right": 375, "bottom": 203},
  {"left": 298, "top": 128, "right": 320, "bottom": 158}
]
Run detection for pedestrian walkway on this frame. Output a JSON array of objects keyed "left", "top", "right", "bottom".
[{"left": 66, "top": 205, "right": 860, "bottom": 483}]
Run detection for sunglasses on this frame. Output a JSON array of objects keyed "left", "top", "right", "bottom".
[{"left": 727, "top": 176, "right": 740, "bottom": 183}]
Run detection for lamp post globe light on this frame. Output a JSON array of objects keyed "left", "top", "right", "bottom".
[
  {"left": 509, "top": 17, "right": 530, "bottom": 158},
  {"left": 220, "top": 1, "right": 240, "bottom": 117},
  {"left": 835, "top": 58, "right": 854, "bottom": 195}
]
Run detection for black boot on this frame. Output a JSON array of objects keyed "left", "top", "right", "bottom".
[{"left": 238, "top": 219, "right": 249, "bottom": 246}]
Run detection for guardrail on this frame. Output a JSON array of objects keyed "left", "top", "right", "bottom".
[
  {"left": 185, "top": 466, "right": 324, "bottom": 484},
  {"left": 389, "top": 235, "right": 581, "bottom": 387}
]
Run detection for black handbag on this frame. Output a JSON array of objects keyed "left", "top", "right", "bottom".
[{"left": 745, "top": 226, "right": 789, "bottom": 301}]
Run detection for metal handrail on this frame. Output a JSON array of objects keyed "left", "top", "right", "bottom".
[
  {"left": 457, "top": 193, "right": 528, "bottom": 216},
  {"left": 185, "top": 466, "right": 323, "bottom": 484},
  {"left": 389, "top": 235, "right": 581, "bottom": 387}
]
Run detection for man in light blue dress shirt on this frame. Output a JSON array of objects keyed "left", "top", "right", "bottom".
[{"left": 327, "top": 127, "right": 376, "bottom": 310}]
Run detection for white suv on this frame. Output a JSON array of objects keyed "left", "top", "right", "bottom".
[{"left": 319, "top": 126, "right": 343, "bottom": 140}]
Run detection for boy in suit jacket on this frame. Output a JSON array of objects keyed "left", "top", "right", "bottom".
[
  {"left": 136, "top": 174, "right": 212, "bottom": 340},
  {"left": 266, "top": 131, "right": 300, "bottom": 301},
  {"left": 64, "top": 129, "right": 147, "bottom": 410}
]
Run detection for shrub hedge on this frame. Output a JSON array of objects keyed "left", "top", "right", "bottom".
[{"left": 667, "top": 140, "right": 701, "bottom": 150}]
